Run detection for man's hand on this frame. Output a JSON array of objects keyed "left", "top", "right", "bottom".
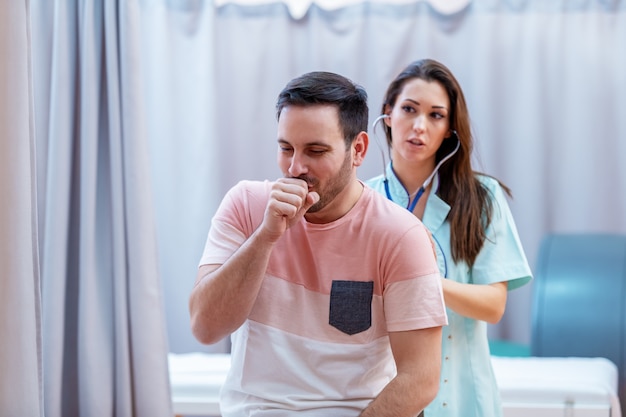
[{"left": 262, "top": 178, "right": 319, "bottom": 242}]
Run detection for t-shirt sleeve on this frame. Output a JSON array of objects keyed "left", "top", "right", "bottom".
[
  {"left": 382, "top": 222, "right": 448, "bottom": 331},
  {"left": 198, "top": 180, "right": 267, "bottom": 267}
]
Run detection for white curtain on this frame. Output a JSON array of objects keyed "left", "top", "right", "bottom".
[
  {"left": 0, "top": 1, "right": 43, "bottom": 416},
  {"left": 33, "top": 0, "right": 172, "bottom": 415},
  {"left": 1, "top": 0, "right": 172, "bottom": 415},
  {"left": 140, "top": 0, "right": 227, "bottom": 354},
  {"left": 152, "top": 0, "right": 626, "bottom": 351}
]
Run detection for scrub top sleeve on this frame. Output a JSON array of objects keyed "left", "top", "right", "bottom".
[{"left": 470, "top": 180, "right": 533, "bottom": 290}]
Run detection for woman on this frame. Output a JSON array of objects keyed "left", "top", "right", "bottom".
[{"left": 366, "top": 59, "right": 532, "bottom": 417}]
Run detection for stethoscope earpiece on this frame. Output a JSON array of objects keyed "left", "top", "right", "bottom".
[
  {"left": 372, "top": 114, "right": 390, "bottom": 127},
  {"left": 371, "top": 114, "right": 393, "bottom": 187}
]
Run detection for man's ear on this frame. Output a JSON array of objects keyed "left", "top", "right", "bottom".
[{"left": 352, "top": 131, "right": 369, "bottom": 167}]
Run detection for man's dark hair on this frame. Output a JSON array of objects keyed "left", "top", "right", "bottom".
[{"left": 276, "top": 71, "right": 368, "bottom": 148}]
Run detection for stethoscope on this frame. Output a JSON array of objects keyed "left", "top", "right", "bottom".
[{"left": 372, "top": 114, "right": 461, "bottom": 277}]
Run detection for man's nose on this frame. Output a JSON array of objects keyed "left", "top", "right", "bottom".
[{"left": 288, "top": 152, "right": 308, "bottom": 177}]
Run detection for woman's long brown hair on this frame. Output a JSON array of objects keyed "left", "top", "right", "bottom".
[{"left": 382, "top": 59, "right": 511, "bottom": 267}]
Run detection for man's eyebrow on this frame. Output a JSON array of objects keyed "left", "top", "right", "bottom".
[
  {"left": 305, "top": 141, "right": 332, "bottom": 147},
  {"left": 277, "top": 139, "right": 331, "bottom": 147}
]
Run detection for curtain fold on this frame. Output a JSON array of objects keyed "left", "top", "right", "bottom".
[
  {"left": 140, "top": 0, "right": 227, "bottom": 354},
  {"left": 0, "top": 1, "right": 43, "bottom": 416},
  {"left": 30, "top": 0, "right": 172, "bottom": 416},
  {"left": 214, "top": 0, "right": 472, "bottom": 19}
]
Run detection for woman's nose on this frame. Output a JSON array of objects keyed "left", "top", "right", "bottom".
[{"left": 413, "top": 115, "right": 427, "bottom": 131}]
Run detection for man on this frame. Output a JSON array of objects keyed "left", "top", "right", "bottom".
[{"left": 189, "top": 71, "right": 447, "bottom": 417}]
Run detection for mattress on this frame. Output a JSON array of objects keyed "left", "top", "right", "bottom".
[
  {"left": 169, "top": 353, "right": 621, "bottom": 417},
  {"left": 491, "top": 356, "right": 621, "bottom": 417},
  {"left": 169, "top": 352, "right": 230, "bottom": 416}
]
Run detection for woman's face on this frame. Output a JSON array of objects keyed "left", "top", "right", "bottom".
[{"left": 386, "top": 78, "right": 451, "bottom": 168}]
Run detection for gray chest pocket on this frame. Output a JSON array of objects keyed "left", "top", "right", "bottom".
[{"left": 329, "top": 280, "right": 374, "bottom": 335}]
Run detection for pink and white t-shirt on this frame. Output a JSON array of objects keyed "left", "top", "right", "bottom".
[{"left": 200, "top": 180, "right": 447, "bottom": 417}]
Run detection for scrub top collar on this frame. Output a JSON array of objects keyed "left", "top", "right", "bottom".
[{"left": 385, "top": 162, "right": 451, "bottom": 234}]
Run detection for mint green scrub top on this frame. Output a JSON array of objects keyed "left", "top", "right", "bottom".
[{"left": 365, "top": 164, "right": 533, "bottom": 417}]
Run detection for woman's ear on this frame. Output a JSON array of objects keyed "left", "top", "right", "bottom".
[{"left": 383, "top": 105, "right": 392, "bottom": 127}]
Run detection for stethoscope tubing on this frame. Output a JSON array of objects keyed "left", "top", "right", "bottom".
[{"left": 372, "top": 114, "right": 459, "bottom": 277}]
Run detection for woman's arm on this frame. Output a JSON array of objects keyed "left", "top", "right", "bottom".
[{"left": 441, "top": 280, "right": 508, "bottom": 323}]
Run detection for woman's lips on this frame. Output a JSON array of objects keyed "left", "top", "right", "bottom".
[{"left": 407, "top": 138, "right": 425, "bottom": 146}]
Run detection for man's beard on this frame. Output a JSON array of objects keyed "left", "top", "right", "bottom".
[{"left": 305, "top": 151, "right": 352, "bottom": 213}]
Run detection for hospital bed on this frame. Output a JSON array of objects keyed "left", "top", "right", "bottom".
[
  {"left": 170, "top": 233, "right": 626, "bottom": 416},
  {"left": 168, "top": 352, "right": 621, "bottom": 417},
  {"left": 169, "top": 352, "right": 228, "bottom": 417}
]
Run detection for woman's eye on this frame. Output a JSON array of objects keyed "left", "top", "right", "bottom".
[
  {"left": 401, "top": 105, "right": 415, "bottom": 114},
  {"left": 431, "top": 112, "right": 445, "bottom": 120}
]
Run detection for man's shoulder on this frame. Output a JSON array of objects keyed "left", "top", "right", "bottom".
[
  {"left": 363, "top": 174, "right": 385, "bottom": 190},
  {"left": 362, "top": 185, "right": 424, "bottom": 227},
  {"left": 219, "top": 180, "right": 273, "bottom": 217},
  {"left": 231, "top": 179, "right": 271, "bottom": 191},
  {"left": 226, "top": 179, "right": 272, "bottom": 199}
]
